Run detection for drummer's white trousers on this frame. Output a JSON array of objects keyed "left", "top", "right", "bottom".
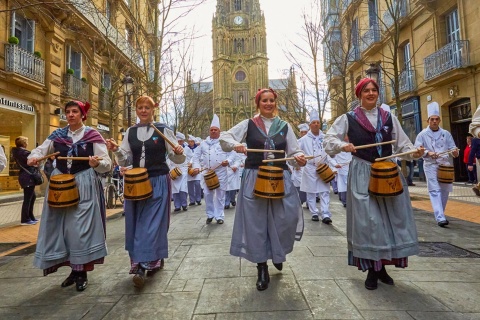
[
  {"left": 428, "top": 189, "right": 450, "bottom": 222},
  {"left": 306, "top": 191, "right": 331, "bottom": 218},
  {"left": 205, "top": 188, "right": 226, "bottom": 220}
]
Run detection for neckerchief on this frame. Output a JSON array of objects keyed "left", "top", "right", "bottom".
[
  {"left": 204, "top": 137, "right": 218, "bottom": 146},
  {"left": 351, "top": 106, "right": 390, "bottom": 156},
  {"left": 48, "top": 126, "right": 105, "bottom": 157},
  {"left": 251, "top": 114, "right": 287, "bottom": 161}
]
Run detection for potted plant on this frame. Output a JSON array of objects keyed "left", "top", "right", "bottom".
[
  {"left": 100, "top": 87, "right": 106, "bottom": 93},
  {"left": 8, "top": 36, "right": 19, "bottom": 45},
  {"left": 34, "top": 51, "right": 42, "bottom": 58},
  {"left": 81, "top": 77, "right": 87, "bottom": 83},
  {"left": 66, "top": 68, "right": 74, "bottom": 75}
]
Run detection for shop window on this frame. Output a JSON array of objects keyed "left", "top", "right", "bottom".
[{"left": 10, "top": 12, "right": 35, "bottom": 52}]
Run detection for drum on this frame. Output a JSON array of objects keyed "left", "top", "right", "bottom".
[
  {"left": 368, "top": 161, "right": 403, "bottom": 197},
  {"left": 204, "top": 170, "right": 220, "bottom": 190},
  {"left": 48, "top": 174, "right": 80, "bottom": 207},
  {"left": 437, "top": 165, "right": 454, "bottom": 183},
  {"left": 124, "top": 168, "right": 153, "bottom": 201},
  {"left": 169, "top": 167, "right": 182, "bottom": 180},
  {"left": 316, "top": 163, "right": 336, "bottom": 183},
  {"left": 253, "top": 166, "right": 285, "bottom": 199},
  {"left": 188, "top": 167, "right": 197, "bottom": 176}
]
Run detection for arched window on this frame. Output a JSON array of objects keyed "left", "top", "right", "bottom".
[{"left": 234, "top": 0, "right": 242, "bottom": 11}]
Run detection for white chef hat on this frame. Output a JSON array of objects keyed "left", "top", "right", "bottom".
[
  {"left": 298, "top": 123, "right": 309, "bottom": 132},
  {"left": 427, "top": 102, "right": 440, "bottom": 119},
  {"left": 195, "top": 137, "right": 202, "bottom": 144},
  {"left": 380, "top": 103, "right": 391, "bottom": 113},
  {"left": 210, "top": 114, "right": 220, "bottom": 129},
  {"left": 309, "top": 110, "right": 320, "bottom": 123},
  {"left": 176, "top": 131, "right": 185, "bottom": 140},
  {"left": 187, "top": 135, "right": 195, "bottom": 141}
]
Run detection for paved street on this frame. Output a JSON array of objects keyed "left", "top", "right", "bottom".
[{"left": 0, "top": 191, "right": 479, "bottom": 320}]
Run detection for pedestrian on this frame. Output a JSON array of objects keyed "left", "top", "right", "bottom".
[
  {"left": 468, "top": 104, "right": 480, "bottom": 195},
  {"left": 224, "top": 152, "right": 241, "bottom": 209},
  {"left": 168, "top": 131, "right": 191, "bottom": 212},
  {"left": 324, "top": 78, "right": 424, "bottom": 290},
  {"left": 187, "top": 135, "right": 202, "bottom": 206},
  {"left": 467, "top": 135, "right": 480, "bottom": 196},
  {"left": 192, "top": 115, "right": 236, "bottom": 225},
  {"left": 106, "top": 96, "right": 185, "bottom": 288},
  {"left": 27, "top": 100, "right": 111, "bottom": 292},
  {"left": 298, "top": 110, "right": 334, "bottom": 224},
  {"left": 414, "top": 102, "right": 459, "bottom": 227},
  {"left": 291, "top": 123, "right": 308, "bottom": 207},
  {"left": 12, "top": 136, "right": 38, "bottom": 225},
  {"left": 0, "top": 144, "right": 6, "bottom": 172},
  {"left": 219, "top": 88, "right": 306, "bottom": 291},
  {"left": 464, "top": 134, "right": 477, "bottom": 184}
]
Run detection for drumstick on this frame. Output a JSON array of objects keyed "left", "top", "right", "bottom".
[
  {"left": 262, "top": 154, "right": 321, "bottom": 163},
  {"left": 37, "top": 152, "right": 60, "bottom": 162},
  {"left": 149, "top": 124, "right": 177, "bottom": 148},
  {"left": 246, "top": 149, "right": 285, "bottom": 153},
  {"left": 57, "top": 156, "right": 104, "bottom": 161},
  {"left": 375, "top": 149, "right": 418, "bottom": 162},
  {"left": 354, "top": 140, "right": 396, "bottom": 150},
  {"left": 337, "top": 161, "right": 351, "bottom": 166},
  {"left": 436, "top": 148, "right": 459, "bottom": 156},
  {"left": 198, "top": 162, "right": 225, "bottom": 173}
]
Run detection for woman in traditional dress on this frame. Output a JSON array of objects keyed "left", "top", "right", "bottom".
[
  {"left": 27, "top": 100, "right": 111, "bottom": 291},
  {"left": 219, "top": 88, "right": 306, "bottom": 291},
  {"left": 323, "top": 78, "right": 424, "bottom": 290},
  {"left": 106, "top": 96, "right": 184, "bottom": 288}
]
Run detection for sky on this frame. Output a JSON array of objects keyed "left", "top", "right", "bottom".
[{"left": 183, "top": 0, "right": 316, "bottom": 80}]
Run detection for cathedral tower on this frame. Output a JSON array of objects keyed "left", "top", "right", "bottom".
[{"left": 212, "top": 0, "right": 269, "bottom": 129}]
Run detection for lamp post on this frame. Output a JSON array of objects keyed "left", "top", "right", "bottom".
[
  {"left": 122, "top": 75, "right": 134, "bottom": 127},
  {"left": 365, "top": 62, "right": 381, "bottom": 83}
]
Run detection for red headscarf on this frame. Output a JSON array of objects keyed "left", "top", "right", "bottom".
[
  {"left": 66, "top": 100, "right": 91, "bottom": 121},
  {"left": 255, "top": 88, "right": 278, "bottom": 106},
  {"left": 355, "top": 78, "right": 379, "bottom": 98}
]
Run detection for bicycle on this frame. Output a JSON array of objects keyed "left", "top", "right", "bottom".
[{"left": 104, "top": 172, "right": 124, "bottom": 209}]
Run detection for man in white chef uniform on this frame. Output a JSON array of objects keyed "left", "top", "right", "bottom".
[
  {"left": 168, "top": 132, "right": 192, "bottom": 212},
  {"left": 192, "top": 114, "right": 236, "bottom": 224},
  {"left": 299, "top": 111, "right": 334, "bottom": 224},
  {"left": 414, "top": 102, "right": 459, "bottom": 227},
  {"left": 291, "top": 123, "right": 309, "bottom": 207},
  {"left": 224, "top": 152, "right": 241, "bottom": 209},
  {"left": 187, "top": 135, "right": 202, "bottom": 206},
  {"left": 330, "top": 137, "right": 352, "bottom": 207}
]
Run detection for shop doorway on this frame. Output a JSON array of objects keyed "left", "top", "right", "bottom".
[{"left": 449, "top": 98, "right": 472, "bottom": 182}]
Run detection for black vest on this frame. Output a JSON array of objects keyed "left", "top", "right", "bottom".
[
  {"left": 54, "top": 141, "right": 94, "bottom": 174},
  {"left": 128, "top": 124, "right": 169, "bottom": 177},
  {"left": 245, "top": 119, "right": 289, "bottom": 170},
  {"left": 346, "top": 112, "right": 393, "bottom": 163}
]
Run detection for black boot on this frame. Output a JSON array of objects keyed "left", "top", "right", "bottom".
[
  {"left": 61, "top": 270, "right": 77, "bottom": 287},
  {"left": 256, "top": 263, "right": 270, "bottom": 291},
  {"left": 75, "top": 271, "right": 88, "bottom": 291},
  {"left": 378, "top": 265, "right": 394, "bottom": 285},
  {"left": 273, "top": 262, "right": 283, "bottom": 271},
  {"left": 364, "top": 268, "right": 378, "bottom": 290}
]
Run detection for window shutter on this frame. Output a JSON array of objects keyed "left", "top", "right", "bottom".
[
  {"left": 10, "top": 12, "right": 16, "bottom": 36},
  {"left": 26, "top": 20, "right": 35, "bottom": 52}
]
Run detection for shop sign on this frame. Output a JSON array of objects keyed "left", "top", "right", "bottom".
[
  {"left": 97, "top": 124, "right": 110, "bottom": 132},
  {"left": 0, "top": 96, "right": 35, "bottom": 114}
]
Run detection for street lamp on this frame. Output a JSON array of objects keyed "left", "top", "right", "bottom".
[
  {"left": 122, "top": 75, "right": 134, "bottom": 127},
  {"left": 365, "top": 63, "right": 381, "bottom": 83}
]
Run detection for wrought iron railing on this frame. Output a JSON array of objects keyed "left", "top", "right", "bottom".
[
  {"left": 63, "top": 74, "right": 89, "bottom": 101},
  {"left": 326, "top": 65, "right": 342, "bottom": 82},
  {"left": 99, "top": 89, "right": 110, "bottom": 111},
  {"left": 324, "top": 13, "right": 339, "bottom": 31},
  {"left": 360, "top": 24, "right": 381, "bottom": 53},
  {"left": 347, "top": 46, "right": 360, "bottom": 64},
  {"left": 382, "top": 1, "right": 409, "bottom": 29},
  {"left": 5, "top": 44, "right": 45, "bottom": 84},
  {"left": 424, "top": 40, "right": 470, "bottom": 81},
  {"left": 391, "top": 69, "right": 416, "bottom": 98}
]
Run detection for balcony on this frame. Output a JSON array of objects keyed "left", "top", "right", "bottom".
[
  {"left": 5, "top": 44, "right": 45, "bottom": 85},
  {"left": 360, "top": 24, "right": 381, "bottom": 54},
  {"left": 382, "top": 1, "right": 409, "bottom": 29},
  {"left": 324, "top": 13, "right": 339, "bottom": 32},
  {"left": 99, "top": 89, "right": 110, "bottom": 111},
  {"left": 347, "top": 46, "right": 360, "bottom": 66},
  {"left": 391, "top": 69, "right": 417, "bottom": 98},
  {"left": 424, "top": 40, "right": 470, "bottom": 82},
  {"left": 63, "top": 74, "right": 89, "bottom": 101},
  {"left": 326, "top": 65, "right": 342, "bottom": 82}
]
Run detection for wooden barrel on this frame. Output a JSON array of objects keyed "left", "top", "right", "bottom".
[
  {"left": 204, "top": 170, "right": 219, "bottom": 190},
  {"left": 253, "top": 166, "right": 285, "bottom": 199},
  {"left": 368, "top": 161, "right": 403, "bottom": 197},
  {"left": 169, "top": 167, "right": 182, "bottom": 180},
  {"left": 437, "top": 165, "right": 454, "bottom": 183},
  {"left": 48, "top": 174, "right": 79, "bottom": 207},
  {"left": 124, "top": 168, "right": 153, "bottom": 201},
  {"left": 188, "top": 167, "right": 196, "bottom": 176},
  {"left": 316, "top": 163, "right": 336, "bottom": 183}
]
